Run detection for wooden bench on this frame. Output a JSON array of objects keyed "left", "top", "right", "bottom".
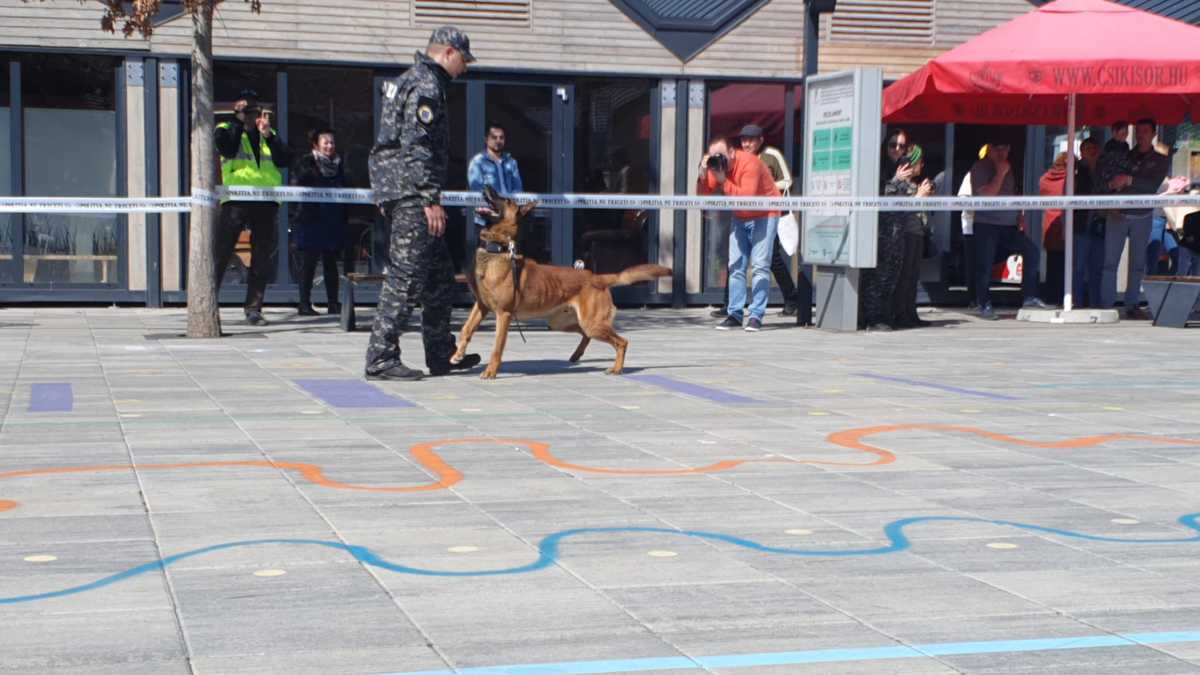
[
  {"left": 1143, "top": 275, "right": 1200, "bottom": 328},
  {"left": 340, "top": 271, "right": 469, "bottom": 331}
]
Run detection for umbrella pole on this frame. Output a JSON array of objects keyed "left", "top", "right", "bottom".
[{"left": 1063, "top": 93, "right": 1077, "bottom": 312}]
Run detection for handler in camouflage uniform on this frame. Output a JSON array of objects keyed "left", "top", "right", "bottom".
[{"left": 365, "top": 27, "right": 481, "bottom": 381}]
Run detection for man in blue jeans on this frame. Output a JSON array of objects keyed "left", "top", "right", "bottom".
[
  {"left": 970, "top": 141, "right": 1049, "bottom": 319},
  {"left": 1100, "top": 119, "right": 1169, "bottom": 319},
  {"left": 697, "top": 137, "right": 781, "bottom": 332}
]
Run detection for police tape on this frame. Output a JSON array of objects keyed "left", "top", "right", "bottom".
[
  {"left": 220, "top": 186, "right": 1200, "bottom": 211},
  {"left": 0, "top": 196, "right": 196, "bottom": 214},
  {"left": 2, "top": 188, "right": 1199, "bottom": 213}
]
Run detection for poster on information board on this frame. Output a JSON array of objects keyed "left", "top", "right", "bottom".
[{"left": 801, "top": 69, "right": 882, "bottom": 267}]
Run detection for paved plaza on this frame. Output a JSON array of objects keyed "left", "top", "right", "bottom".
[{"left": 1, "top": 305, "right": 1199, "bottom": 674}]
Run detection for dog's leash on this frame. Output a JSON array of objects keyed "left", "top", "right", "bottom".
[{"left": 507, "top": 241, "right": 528, "bottom": 344}]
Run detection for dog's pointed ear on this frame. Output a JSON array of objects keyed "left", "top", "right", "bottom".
[
  {"left": 517, "top": 200, "right": 539, "bottom": 218},
  {"left": 483, "top": 185, "right": 501, "bottom": 208}
]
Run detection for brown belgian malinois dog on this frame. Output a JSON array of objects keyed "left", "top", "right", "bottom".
[{"left": 451, "top": 186, "right": 670, "bottom": 379}]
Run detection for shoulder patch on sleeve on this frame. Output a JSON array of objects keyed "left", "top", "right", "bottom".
[
  {"left": 382, "top": 81, "right": 399, "bottom": 100},
  {"left": 416, "top": 95, "right": 437, "bottom": 125}
]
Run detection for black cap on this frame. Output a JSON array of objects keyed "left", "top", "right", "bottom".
[
  {"left": 738, "top": 124, "right": 764, "bottom": 139},
  {"left": 238, "top": 89, "right": 259, "bottom": 101},
  {"left": 428, "top": 26, "right": 476, "bottom": 62}
]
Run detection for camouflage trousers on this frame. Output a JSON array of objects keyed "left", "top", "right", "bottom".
[
  {"left": 859, "top": 219, "right": 906, "bottom": 328},
  {"left": 364, "top": 203, "right": 457, "bottom": 374}
]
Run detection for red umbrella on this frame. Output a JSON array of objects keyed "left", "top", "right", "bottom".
[
  {"left": 882, "top": 0, "right": 1200, "bottom": 311},
  {"left": 885, "top": 0, "right": 1200, "bottom": 124}
]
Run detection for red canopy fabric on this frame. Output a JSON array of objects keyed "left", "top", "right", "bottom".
[{"left": 883, "top": 0, "right": 1200, "bottom": 124}]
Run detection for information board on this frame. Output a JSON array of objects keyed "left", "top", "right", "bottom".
[{"left": 801, "top": 69, "right": 882, "bottom": 267}]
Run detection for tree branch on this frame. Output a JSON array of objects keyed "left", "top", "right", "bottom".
[{"left": 23, "top": 0, "right": 262, "bottom": 38}]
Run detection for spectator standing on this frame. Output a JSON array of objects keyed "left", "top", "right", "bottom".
[
  {"left": 890, "top": 145, "right": 935, "bottom": 328},
  {"left": 1073, "top": 137, "right": 1104, "bottom": 307},
  {"left": 213, "top": 89, "right": 291, "bottom": 326},
  {"left": 1100, "top": 118, "right": 1169, "bottom": 319},
  {"left": 739, "top": 124, "right": 803, "bottom": 317},
  {"left": 859, "top": 143, "right": 916, "bottom": 331},
  {"left": 1171, "top": 187, "right": 1200, "bottom": 276},
  {"left": 969, "top": 141, "right": 1047, "bottom": 319},
  {"left": 1039, "top": 152, "right": 1069, "bottom": 301},
  {"left": 291, "top": 128, "right": 347, "bottom": 316},
  {"left": 697, "top": 137, "right": 781, "bottom": 332},
  {"left": 467, "top": 122, "right": 523, "bottom": 228}
]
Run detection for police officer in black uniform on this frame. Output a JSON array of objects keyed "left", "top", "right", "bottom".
[{"left": 365, "top": 27, "right": 481, "bottom": 381}]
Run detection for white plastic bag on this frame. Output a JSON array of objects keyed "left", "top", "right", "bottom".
[{"left": 777, "top": 212, "right": 799, "bottom": 256}]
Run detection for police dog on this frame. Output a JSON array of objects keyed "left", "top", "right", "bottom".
[{"left": 452, "top": 186, "right": 670, "bottom": 379}]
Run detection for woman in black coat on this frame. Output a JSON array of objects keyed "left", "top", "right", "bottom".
[{"left": 292, "top": 128, "right": 347, "bottom": 315}]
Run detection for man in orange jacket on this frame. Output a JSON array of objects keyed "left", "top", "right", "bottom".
[{"left": 697, "top": 137, "right": 781, "bottom": 332}]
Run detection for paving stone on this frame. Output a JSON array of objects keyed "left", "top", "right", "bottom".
[{"left": 1, "top": 306, "right": 1199, "bottom": 672}]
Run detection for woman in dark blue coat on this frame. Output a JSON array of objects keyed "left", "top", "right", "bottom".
[{"left": 292, "top": 128, "right": 347, "bottom": 315}]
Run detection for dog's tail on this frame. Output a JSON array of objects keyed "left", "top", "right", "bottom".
[{"left": 594, "top": 264, "right": 672, "bottom": 288}]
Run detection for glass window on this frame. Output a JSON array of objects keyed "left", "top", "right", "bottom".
[
  {"left": 703, "top": 82, "right": 787, "bottom": 290},
  {"left": 21, "top": 54, "right": 120, "bottom": 285},
  {"left": 572, "top": 79, "right": 653, "bottom": 273},
  {"left": 790, "top": 84, "right": 803, "bottom": 191},
  {"left": 483, "top": 84, "right": 553, "bottom": 263},
  {"left": 285, "top": 65, "right": 374, "bottom": 287},
  {"left": 1, "top": 61, "right": 13, "bottom": 283},
  {"left": 443, "top": 82, "right": 468, "bottom": 273}
]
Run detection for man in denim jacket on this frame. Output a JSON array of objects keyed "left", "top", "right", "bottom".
[{"left": 468, "top": 122, "right": 523, "bottom": 228}]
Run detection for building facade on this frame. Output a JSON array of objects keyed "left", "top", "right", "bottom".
[{"left": 2, "top": 0, "right": 1188, "bottom": 306}]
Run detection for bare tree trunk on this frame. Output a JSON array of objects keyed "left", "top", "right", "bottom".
[{"left": 186, "top": 0, "right": 221, "bottom": 338}]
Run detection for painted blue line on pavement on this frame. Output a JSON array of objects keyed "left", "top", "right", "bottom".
[
  {"left": 294, "top": 379, "right": 415, "bottom": 409},
  {"left": 28, "top": 383, "right": 73, "bottom": 412},
  {"left": 4, "top": 512, "right": 1199, "bottom": 604},
  {"left": 376, "top": 630, "right": 1200, "bottom": 674},
  {"left": 1034, "top": 381, "right": 1200, "bottom": 389},
  {"left": 855, "top": 372, "right": 1022, "bottom": 401},
  {"left": 626, "top": 374, "right": 764, "bottom": 405}
]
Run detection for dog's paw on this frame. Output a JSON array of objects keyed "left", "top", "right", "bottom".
[
  {"left": 480, "top": 369, "right": 498, "bottom": 380},
  {"left": 605, "top": 367, "right": 622, "bottom": 375}
]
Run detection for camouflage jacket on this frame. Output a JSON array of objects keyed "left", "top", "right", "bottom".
[{"left": 369, "top": 51, "right": 451, "bottom": 207}]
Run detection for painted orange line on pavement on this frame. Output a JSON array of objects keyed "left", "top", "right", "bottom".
[
  {"left": 533, "top": 426, "right": 898, "bottom": 475},
  {"left": 1, "top": 427, "right": 1197, "bottom": 513},
  {"left": 0, "top": 438, "right": 481, "bottom": 493},
  {"left": 839, "top": 424, "right": 1200, "bottom": 452}
]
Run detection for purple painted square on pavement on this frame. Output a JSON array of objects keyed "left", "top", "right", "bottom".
[
  {"left": 627, "top": 374, "right": 764, "bottom": 405},
  {"left": 294, "top": 379, "right": 416, "bottom": 408},
  {"left": 28, "top": 383, "right": 73, "bottom": 413}
]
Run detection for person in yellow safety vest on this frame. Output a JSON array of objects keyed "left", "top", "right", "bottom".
[{"left": 213, "top": 88, "right": 291, "bottom": 326}]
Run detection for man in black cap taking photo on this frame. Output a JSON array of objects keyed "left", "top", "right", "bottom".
[
  {"left": 711, "top": 124, "right": 807, "bottom": 322},
  {"left": 365, "top": 26, "right": 481, "bottom": 380}
]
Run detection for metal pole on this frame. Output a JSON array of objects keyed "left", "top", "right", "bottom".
[{"left": 1063, "top": 93, "right": 1076, "bottom": 312}]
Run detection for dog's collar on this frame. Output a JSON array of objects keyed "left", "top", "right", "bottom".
[{"left": 480, "top": 241, "right": 518, "bottom": 255}]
